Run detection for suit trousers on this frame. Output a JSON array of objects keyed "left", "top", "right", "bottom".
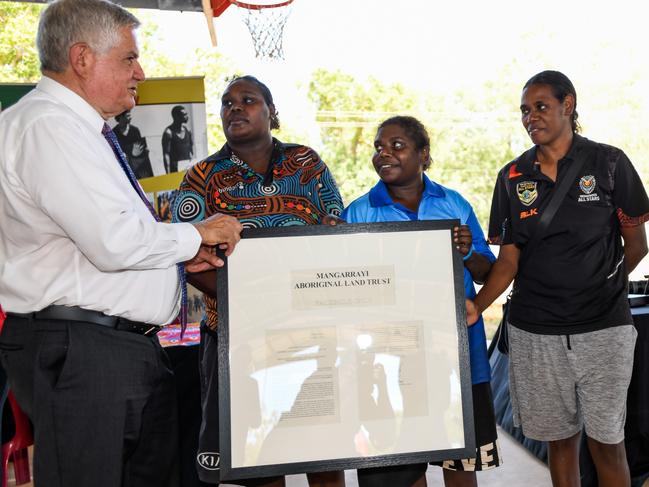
[{"left": 0, "top": 315, "right": 179, "bottom": 487}]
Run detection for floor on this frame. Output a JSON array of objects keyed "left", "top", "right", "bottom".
[
  {"left": 222, "top": 427, "right": 553, "bottom": 487},
  {"left": 9, "top": 430, "right": 649, "bottom": 487}
]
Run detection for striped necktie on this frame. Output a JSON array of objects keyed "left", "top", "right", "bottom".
[{"left": 102, "top": 123, "right": 187, "bottom": 332}]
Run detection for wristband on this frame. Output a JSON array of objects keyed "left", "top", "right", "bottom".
[{"left": 463, "top": 248, "right": 474, "bottom": 262}]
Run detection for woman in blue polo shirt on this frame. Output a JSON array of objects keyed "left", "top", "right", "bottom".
[{"left": 343, "top": 115, "right": 501, "bottom": 487}]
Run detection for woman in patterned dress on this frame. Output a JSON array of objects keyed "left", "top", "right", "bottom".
[{"left": 173, "top": 75, "right": 344, "bottom": 487}]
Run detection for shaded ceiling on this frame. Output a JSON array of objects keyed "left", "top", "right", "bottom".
[{"left": 1, "top": 0, "right": 212, "bottom": 13}]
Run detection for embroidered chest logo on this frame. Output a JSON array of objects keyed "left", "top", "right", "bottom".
[
  {"left": 578, "top": 175, "right": 600, "bottom": 202},
  {"left": 520, "top": 208, "right": 538, "bottom": 220},
  {"left": 579, "top": 175, "right": 596, "bottom": 194},
  {"left": 516, "top": 181, "right": 538, "bottom": 206}
]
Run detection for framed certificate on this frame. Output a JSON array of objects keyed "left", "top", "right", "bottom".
[{"left": 216, "top": 220, "right": 474, "bottom": 480}]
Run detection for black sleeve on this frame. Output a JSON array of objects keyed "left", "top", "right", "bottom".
[
  {"left": 488, "top": 166, "right": 513, "bottom": 245},
  {"left": 612, "top": 149, "right": 649, "bottom": 226}
]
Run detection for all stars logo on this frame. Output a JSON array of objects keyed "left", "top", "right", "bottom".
[
  {"left": 516, "top": 181, "right": 538, "bottom": 206},
  {"left": 578, "top": 175, "right": 600, "bottom": 202},
  {"left": 579, "top": 175, "right": 596, "bottom": 194}
]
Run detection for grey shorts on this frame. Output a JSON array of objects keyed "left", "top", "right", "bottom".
[{"left": 508, "top": 324, "right": 637, "bottom": 444}]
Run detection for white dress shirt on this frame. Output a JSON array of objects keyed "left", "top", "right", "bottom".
[{"left": 0, "top": 77, "right": 201, "bottom": 324}]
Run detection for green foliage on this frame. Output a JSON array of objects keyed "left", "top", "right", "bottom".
[
  {"left": 422, "top": 75, "right": 527, "bottom": 227},
  {"left": 0, "top": 2, "right": 43, "bottom": 82},
  {"left": 308, "top": 69, "right": 420, "bottom": 207}
]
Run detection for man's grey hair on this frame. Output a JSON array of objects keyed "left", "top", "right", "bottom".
[{"left": 37, "top": 0, "right": 140, "bottom": 73}]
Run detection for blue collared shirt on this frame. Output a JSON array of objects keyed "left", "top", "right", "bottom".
[{"left": 342, "top": 174, "right": 495, "bottom": 384}]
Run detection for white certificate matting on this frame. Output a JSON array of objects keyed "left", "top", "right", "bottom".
[{"left": 217, "top": 221, "right": 474, "bottom": 480}]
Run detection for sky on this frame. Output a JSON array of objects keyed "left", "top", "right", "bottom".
[
  {"left": 148, "top": 0, "right": 649, "bottom": 90},
  {"left": 143, "top": 0, "right": 649, "bottom": 145}
]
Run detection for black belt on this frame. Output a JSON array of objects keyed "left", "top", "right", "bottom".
[{"left": 7, "top": 305, "right": 162, "bottom": 337}]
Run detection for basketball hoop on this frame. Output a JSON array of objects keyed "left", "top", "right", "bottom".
[{"left": 229, "top": 0, "right": 295, "bottom": 61}]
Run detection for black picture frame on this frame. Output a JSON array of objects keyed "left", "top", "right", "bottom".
[{"left": 216, "top": 220, "right": 474, "bottom": 480}]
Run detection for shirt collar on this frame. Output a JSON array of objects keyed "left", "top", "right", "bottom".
[
  {"left": 205, "top": 137, "right": 295, "bottom": 163},
  {"left": 368, "top": 173, "right": 445, "bottom": 208},
  {"left": 37, "top": 76, "right": 106, "bottom": 134},
  {"left": 517, "top": 133, "right": 588, "bottom": 175}
]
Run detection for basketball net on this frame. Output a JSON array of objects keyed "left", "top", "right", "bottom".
[{"left": 230, "top": 0, "right": 294, "bottom": 60}]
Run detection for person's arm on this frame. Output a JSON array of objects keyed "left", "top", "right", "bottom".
[
  {"left": 129, "top": 126, "right": 145, "bottom": 157},
  {"left": 187, "top": 213, "right": 244, "bottom": 272},
  {"left": 192, "top": 213, "right": 242, "bottom": 255},
  {"left": 454, "top": 193, "right": 495, "bottom": 284},
  {"left": 162, "top": 128, "right": 171, "bottom": 172},
  {"left": 466, "top": 243, "right": 519, "bottom": 325},
  {"left": 621, "top": 223, "right": 648, "bottom": 273},
  {"left": 611, "top": 149, "right": 649, "bottom": 273},
  {"left": 321, "top": 215, "right": 346, "bottom": 225},
  {"left": 463, "top": 249, "right": 492, "bottom": 284},
  {"left": 171, "top": 165, "right": 243, "bottom": 278},
  {"left": 454, "top": 222, "right": 492, "bottom": 284},
  {"left": 132, "top": 140, "right": 145, "bottom": 157},
  {"left": 309, "top": 150, "right": 345, "bottom": 217},
  {"left": 18, "top": 116, "right": 203, "bottom": 271},
  {"left": 453, "top": 211, "right": 496, "bottom": 284},
  {"left": 182, "top": 215, "right": 245, "bottom": 297},
  {"left": 465, "top": 163, "right": 518, "bottom": 324}
]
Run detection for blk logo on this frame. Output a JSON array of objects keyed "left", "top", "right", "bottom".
[{"left": 197, "top": 452, "right": 220, "bottom": 470}]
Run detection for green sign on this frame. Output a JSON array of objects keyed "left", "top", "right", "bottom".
[{"left": 0, "top": 84, "right": 35, "bottom": 111}]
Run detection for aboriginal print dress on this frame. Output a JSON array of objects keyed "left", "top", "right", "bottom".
[{"left": 172, "top": 138, "right": 343, "bottom": 329}]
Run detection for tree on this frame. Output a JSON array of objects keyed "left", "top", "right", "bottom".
[
  {"left": 0, "top": 2, "right": 42, "bottom": 82},
  {"left": 308, "top": 69, "right": 419, "bottom": 205}
]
